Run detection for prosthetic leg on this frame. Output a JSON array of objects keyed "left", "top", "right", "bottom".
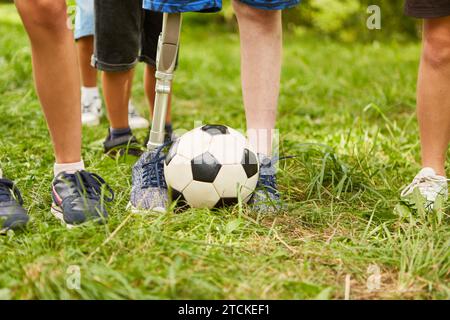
[{"left": 147, "top": 13, "right": 182, "bottom": 150}]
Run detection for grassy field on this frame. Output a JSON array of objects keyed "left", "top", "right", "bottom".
[{"left": 0, "top": 4, "right": 449, "bottom": 300}]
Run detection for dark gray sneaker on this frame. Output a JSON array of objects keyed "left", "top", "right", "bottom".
[
  {"left": 249, "top": 154, "right": 282, "bottom": 213},
  {"left": 51, "top": 171, "right": 114, "bottom": 228},
  {"left": 103, "top": 129, "right": 143, "bottom": 157},
  {"left": 0, "top": 177, "right": 29, "bottom": 234},
  {"left": 129, "top": 143, "right": 169, "bottom": 213}
]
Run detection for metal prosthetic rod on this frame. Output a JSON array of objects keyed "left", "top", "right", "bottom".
[{"left": 147, "top": 13, "right": 182, "bottom": 150}]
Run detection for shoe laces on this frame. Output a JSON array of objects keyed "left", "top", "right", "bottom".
[
  {"left": 142, "top": 142, "right": 170, "bottom": 189},
  {"left": 400, "top": 175, "right": 449, "bottom": 197},
  {"left": 258, "top": 156, "right": 280, "bottom": 196},
  {"left": 60, "top": 171, "right": 114, "bottom": 202},
  {"left": 0, "top": 178, "right": 24, "bottom": 204}
]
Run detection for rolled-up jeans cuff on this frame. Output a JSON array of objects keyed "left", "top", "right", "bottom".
[{"left": 91, "top": 56, "right": 138, "bottom": 72}]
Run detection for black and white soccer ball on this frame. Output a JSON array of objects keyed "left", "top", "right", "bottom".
[{"left": 164, "top": 124, "right": 260, "bottom": 208}]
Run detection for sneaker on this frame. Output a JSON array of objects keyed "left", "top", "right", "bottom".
[
  {"left": 128, "top": 101, "right": 149, "bottom": 130},
  {"left": 103, "top": 129, "right": 143, "bottom": 157},
  {"left": 0, "top": 172, "right": 29, "bottom": 233},
  {"left": 401, "top": 167, "right": 448, "bottom": 210},
  {"left": 129, "top": 143, "right": 169, "bottom": 213},
  {"left": 81, "top": 96, "right": 102, "bottom": 126},
  {"left": 51, "top": 170, "right": 114, "bottom": 228},
  {"left": 249, "top": 154, "right": 282, "bottom": 213}
]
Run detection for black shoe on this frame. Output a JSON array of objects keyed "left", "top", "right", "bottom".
[
  {"left": 103, "top": 129, "right": 143, "bottom": 157},
  {"left": 51, "top": 170, "right": 114, "bottom": 228},
  {"left": 0, "top": 178, "right": 29, "bottom": 233}
]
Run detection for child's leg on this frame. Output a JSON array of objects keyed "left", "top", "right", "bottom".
[
  {"left": 93, "top": 0, "right": 142, "bottom": 131},
  {"left": 417, "top": 16, "right": 450, "bottom": 176},
  {"left": 77, "top": 36, "right": 97, "bottom": 88},
  {"left": 74, "top": 0, "right": 97, "bottom": 88},
  {"left": 74, "top": 0, "right": 102, "bottom": 126},
  {"left": 102, "top": 70, "right": 135, "bottom": 130},
  {"left": 15, "top": 0, "right": 82, "bottom": 164},
  {"left": 233, "top": 1, "right": 282, "bottom": 157}
]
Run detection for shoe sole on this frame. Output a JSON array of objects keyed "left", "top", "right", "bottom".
[
  {"left": 127, "top": 202, "right": 166, "bottom": 214},
  {"left": 0, "top": 217, "right": 30, "bottom": 235},
  {"left": 51, "top": 204, "right": 106, "bottom": 229},
  {"left": 51, "top": 204, "right": 76, "bottom": 229}
]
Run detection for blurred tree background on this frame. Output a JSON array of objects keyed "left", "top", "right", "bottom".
[
  {"left": 187, "top": 0, "right": 420, "bottom": 42},
  {"left": 283, "top": 0, "right": 419, "bottom": 42},
  {"left": 0, "top": 0, "right": 420, "bottom": 42}
]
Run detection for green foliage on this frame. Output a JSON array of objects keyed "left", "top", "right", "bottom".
[
  {"left": 283, "top": 0, "right": 419, "bottom": 42},
  {"left": 205, "top": 0, "right": 420, "bottom": 42}
]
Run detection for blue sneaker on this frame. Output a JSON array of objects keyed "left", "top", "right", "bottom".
[
  {"left": 51, "top": 171, "right": 114, "bottom": 228},
  {"left": 130, "top": 143, "right": 169, "bottom": 213},
  {"left": 0, "top": 176, "right": 29, "bottom": 233},
  {"left": 249, "top": 154, "right": 282, "bottom": 213}
]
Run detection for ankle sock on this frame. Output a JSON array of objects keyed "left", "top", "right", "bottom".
[
  {"left": 110, "top": 127, "right": 132, "bottom": 140},
  {"left": 54, "top": 160, "right": 85, "bottom": 177}
]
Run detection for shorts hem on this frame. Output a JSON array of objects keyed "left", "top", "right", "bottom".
[
  {"left": 143, "top": 0, "right": 221, "bottom": 13},
  {"left": 239, "top": 0, "right": 300, "bottom": 10},
  {"left": 92, "top": 57, "right": 139, "bottom": 72},
  {"left": 139, "top": 55, "right": 157, "bottom": 67},
  {"left": 74, "top": 33, "right": 94, "bottom": 41}
]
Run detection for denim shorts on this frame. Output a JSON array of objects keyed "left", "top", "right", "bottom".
[
  {"left": 74, "top": 0, "right": 95, "bottom": 40},
  {"left": 143, "top": 0, "right": 301, "bottom": 13},
  {"left": 93, "top": 0, "right": 163, "bottom": 72}
]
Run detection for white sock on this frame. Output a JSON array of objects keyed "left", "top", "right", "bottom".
[
  {"left": 81, "top": 86, "right": 99, "bottom": 104},
  {"left": 0, "top": 168, "right": 2, "bottom": 178},
  {"left": 54, "top": 160, "right": 85, "bottom": 177}
]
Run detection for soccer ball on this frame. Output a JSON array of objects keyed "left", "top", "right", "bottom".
[{"left": 164, "top": 124, "right": 260, "bottom": 208}]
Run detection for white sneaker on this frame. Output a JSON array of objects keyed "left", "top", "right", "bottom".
[
  {"left": 401, "top": 167, "right": 449, "bottom": 209},
  {"left": 81, "top": 96, "right": 102, "bottom": 126},
  {"left": 128, "top": 101, "right": 149, "bottom": 130}
]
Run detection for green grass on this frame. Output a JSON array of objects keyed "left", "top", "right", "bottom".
[{"left": 0, "top": 4, "right": 449, "bottom": 300}]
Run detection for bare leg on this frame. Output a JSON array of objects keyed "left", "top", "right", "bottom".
[
  {"left": 233, "top": 1, "right": 282, "bottom": 156},
  {"left": 102, "top": 69, "right": 134, "bottom": 129},
  {"left": 15, "top": 0, "right": 81, "bottom": 164},
  {"left": 417, "top": 17, "right": 450, "bottom": 176},
  {"left": 76, "top": 36, "right": 97, "bottom": 88},
  {"left": 144, "top": 65, "right": 172, "bottom": 124}
]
